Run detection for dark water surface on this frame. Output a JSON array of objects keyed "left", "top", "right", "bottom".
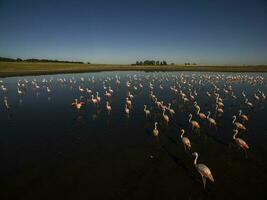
[{"left": 1, "top": 71, "right": 267, "bottom": 200}]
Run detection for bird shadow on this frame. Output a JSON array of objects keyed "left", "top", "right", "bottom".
[{"left": 160, "top": 144, "right": 196, "bottom": 181}]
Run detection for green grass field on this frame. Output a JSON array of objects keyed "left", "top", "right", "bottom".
[{"left": 1, "top": 61, "right": 267, "bottom": 77}]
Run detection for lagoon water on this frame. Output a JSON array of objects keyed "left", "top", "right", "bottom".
[{"left": 1, "top": 71, "right": 267, "bottom": 199}]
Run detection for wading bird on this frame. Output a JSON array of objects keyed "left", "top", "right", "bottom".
[
  {"left": 192, "top": 152, "right": 214, "bottom": 189},
  {"left": 233, "top": 129, "right": 249, "bottom": 151},
  {"left": 162, "top": 108, "right": 169, "bottom": 124},
  {"left": 180, "top": 129, "right": 191, "bottom": 150},
  {"left": 153, "top": 122, "right": 159, "bottom": 136},
  {"left": 72, "top": 99, "right": 85, "bottom": 110},
  {"left": 189, "top": 114, "right": 200, "bottom": 132},
  {"left": 232, "top": 115, "right": 246, "bottom": 131},
  {"left": 144, "top": 105, "right": 150, "bottom": 118}
]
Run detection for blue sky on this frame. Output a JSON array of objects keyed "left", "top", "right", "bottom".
[{"left": 0, "top": 0, "right": 267, "bottom": 64}]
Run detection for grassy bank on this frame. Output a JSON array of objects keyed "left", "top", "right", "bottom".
[{"left": 1, "top": 61, "right": 267, "bottom": 77}]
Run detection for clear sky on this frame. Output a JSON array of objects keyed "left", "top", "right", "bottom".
[{"left": 0, "top": 0, "right": 267, "bottom": 64}]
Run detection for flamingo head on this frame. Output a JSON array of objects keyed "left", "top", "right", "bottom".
[
  {"left": 180, "top": 129, "right": 185, "bottom": 134},
  {"left": 192, "top": 152, "right": 198, "bottom": 156}
]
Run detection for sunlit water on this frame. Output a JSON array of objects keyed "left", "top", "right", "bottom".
[{"left": 1, "top": 71, "right": 267, "bottom": 199}]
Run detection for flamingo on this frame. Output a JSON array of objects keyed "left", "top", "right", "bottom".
[
  {"left": 155, "top": 98, "right": 161, "bottom": 108},
  {"left": 128, "top": 92, "right": 134, "bottom": 99},
  {"left": 96, "top": 92, "right": 101, "bottom": 103},
  {"left": 192, "top": 152, "right": 214, "bottom": 189},
  {"left": 245, "top": 98, "right": 253, "bottom": 108},
  {"left": 160, "top": 101, "right": 167, "bottom": 110},
  {"left": 71, "top": 99, "right": 85, "bottom": 110},
  {"left": 207, "top": 111, "right": 217, "bottom": 128},
  {"left": 108, "top": 86, "right": 114, "bottom": 94},
  {"left": 153, "top": 122, "right": 159, "bottom": 136},
  {"left": 188, "top": 114, "right": 200, "bottom": 131},
  {"left": 196, "top": 106, "right": 206, "bottom": 119},
  {"left": 162, "top": 108, "right": 169, "bottom": 124},
  {"left": 215, "top": 104, "right": 224, "bottom": 114},
  {"left": 167, "top": 103, "right": 175, "bottom": 115},
  {"left": 125, "top": 104, "right": 130, "bottom": 116},
  {"left": 144, "top": 105, "right": 150, "bottom": 117},
  {"left": 254, "top": 93, "right": 260, "bottom": 101},
  {"left": 46, "top": 87, "right": 51, "bottom": 93},
  {"left": 105, "top": 91, "right": 112, "bottom": 97},
  {"left": 17, "top": 87, "right": 22, "bottom": 95},
  {"left": 238, "top": 110, "right": 248, "bottom": 121},
  {"left": 233, "top": 129, "right": 249, "bottom": 150},
  {"left": 91, "top": 95, "right": 98, "bottom": 105},
  {"left": 126, "top": 97, "right": 132, "bottom": 107},
  {"left": 232, "top": 115, "right": 246, "bottom": 131},
  {"left": 79, "top": 86, "right": 84, "bottom": 92},
  {"left": 106, "top": 101, "right": 111, "bottom": 114},
  {"left": 180, "top": 129, "right": 191, "bottom": 150},
  {"left": 116, "top": 78, "right": 120, "bottom": 85},
  {"left": 86, "top": 88, "right": 92, "bottom": 94},
  {"left": 4, "top": 97, "right": 11, "bottom": 109}
]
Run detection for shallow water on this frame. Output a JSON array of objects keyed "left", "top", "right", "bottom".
[{"left": 1, "top": 71, "right": 267, "bottom": 199}]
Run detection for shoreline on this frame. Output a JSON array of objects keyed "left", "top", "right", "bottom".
[{"left": 1, "top": 62, "right": 267, "bottom": 77}]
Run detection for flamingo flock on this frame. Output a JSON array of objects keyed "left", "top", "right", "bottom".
[{"left": 0, "top": 72, "right": 266, "bottom": 189}]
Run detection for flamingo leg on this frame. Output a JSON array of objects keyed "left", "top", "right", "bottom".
[
  {"left": 197, "top": 128, "right": 200, "bottom": 136},
  {"left": 244, "top": 149, "right": 248, "bottom": 159},
  {"left": 202, "top": 175, "right": 206, "bottom": 189}
]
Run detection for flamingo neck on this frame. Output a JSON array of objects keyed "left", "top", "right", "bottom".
[
  {"left": 207, "top": 112, "right": 210, "bottom": 118},
  {"left": 189, "top": 115, "right": 192, "bottom": 122},
  {"left": 232, "top": 116, "right": 236, "bottom": 123},
  {"left": 233, "top": 131, "right": 238, "bottom": 139},
  {"left": 197, "top": 108, "right": 200, "bottom": 114},
  {"left": 193, "top": 154, "right": 198, "bottom": 165},
  {"left": 181, "top": 131, "right": 185, "bottom": 138}
]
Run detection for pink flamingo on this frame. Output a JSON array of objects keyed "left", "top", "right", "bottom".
[{"left": 192, "top": 152, "right": 214, "bottom": 189}]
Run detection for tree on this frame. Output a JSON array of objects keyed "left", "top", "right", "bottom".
[
  {"left": 136, "top": 61, "right": 140, "bottom": 65},
  {"left": 162, "top": 61, "right": 167, "bottom": 65}
]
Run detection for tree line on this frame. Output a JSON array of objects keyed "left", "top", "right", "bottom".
[
  {"left": 0, "top": 57, "right": 85, "bottom": 64},
  {"left": 184, "top": 62, "right": 197, "bottom": 65},
  {"left": 134, "top": 60, "right": 168, "bottom": 65}
]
